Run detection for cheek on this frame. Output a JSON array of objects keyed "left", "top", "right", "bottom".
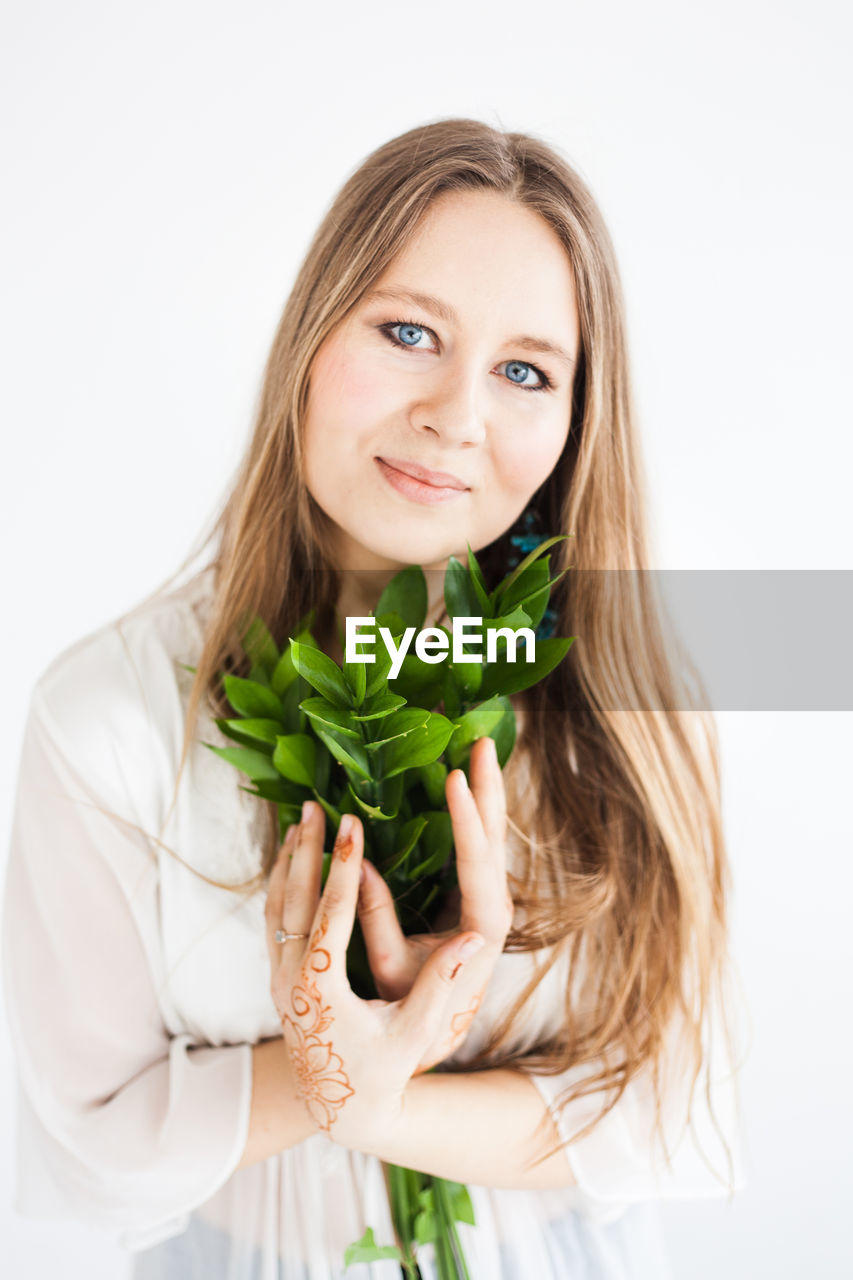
[
  {"left": 307, "top": 343, "right": 392, "bottom": 444},
  {"left": 495, "top": 418, "right": 569, "bottom": 499}
]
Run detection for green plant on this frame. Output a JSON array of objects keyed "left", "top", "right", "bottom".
[{"left": 196, "top": 538, "right": 574, "bottom": 1279}]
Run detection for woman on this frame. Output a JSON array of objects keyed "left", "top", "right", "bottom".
[{"left": 3, "top": 118, "right": 745, "bottom": 1278}]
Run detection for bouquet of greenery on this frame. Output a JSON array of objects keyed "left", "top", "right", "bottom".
[{"left": 203, "top": 537, "right": 573, "bottom": 1279}]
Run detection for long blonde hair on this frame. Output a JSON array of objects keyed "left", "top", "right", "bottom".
[{"left": 140, "top": 117, "right": 742, "bottom": 1183}]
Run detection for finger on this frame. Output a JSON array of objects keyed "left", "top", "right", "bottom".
[
  {"left": 264, "top": 822, "right": 299, "bottom": 967},
  {"left": 356, "top": 859, "right": 411, "bottom": 990},
  {"left": 313, "top": 812, "right": 364, "bottom": 978},
  {"left": 396, "top": 932, "right": 485, "bottom": 1047},
  {"left": 281, "top": 800, "right": 325, "bottom": 940},
  {"left": 469, "top": 735, "right": 507, "bottom": 854},
  {"left": 446, "top": 767, "right": 507, "bottom": 934}
]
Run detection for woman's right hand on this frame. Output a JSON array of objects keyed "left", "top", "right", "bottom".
[{"left": 356, "top": 735, "right": 514, "bottom": 1072}]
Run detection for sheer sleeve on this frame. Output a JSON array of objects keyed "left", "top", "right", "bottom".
[
  {"left": 525, "top": 981, "right": 748, "bottom": 1224},
  {"left": 2, "top": 643, "right": 254, "bottom": 1248}
]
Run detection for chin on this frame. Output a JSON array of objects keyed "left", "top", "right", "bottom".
[{"left": 355, "top": 525, "right": 462, "bottom": 571}]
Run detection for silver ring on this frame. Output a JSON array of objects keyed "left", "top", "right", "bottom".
[{"left": 275, "top": 930, "right": 308, "bottom": 943}]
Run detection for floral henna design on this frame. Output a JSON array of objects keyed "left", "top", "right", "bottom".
[
  {"left": 448, "top": 987, "right": 485, "bottom": 1047},
  {"left": 281, "top": 912, "right": 355, "bottom": 1131},
  {"left": 414, "top": 985, "right": 487, "bottom": 1075}
]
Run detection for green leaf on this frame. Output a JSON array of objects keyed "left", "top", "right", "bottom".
[
  {"left": 447, "top": 652, "right": 483, "bottom": 701},
  {"left": 479, "top": 635, "right": 575, "bottom": 700},
  {"left": 176, "top": 661, "right": 197, "bottom": 675},
  {"left": 299, "top": 696, "right": 362, "bottom": 739},
  {"left": 492, "top": 534, "right": 570, "bottom": 609},
  {"left": 222, "top": 674, "right": 285, "bottom": 721},
  {"left": 290, "top": 640, "right": 351, "bottom": 708},
  {"left": 446, "top": 697, "right": 506, "bottom": 769},
  {"left": 247, "top": 662, "right": 272, "bottom": 688},
  {"left": 272, "top": 734, "right": 316, "bottom": 788},
  {"left": 442, "top": 668, "right": 461, "bottom": 720},
  {"left": 344, "top": 1227, "right": 403, "bottom": 1268},
  {"left": 499, "top": 558, "right": 567, "bottom": 630},
  {"left": 377, "top": 772, "right": 405, "bottom": 818},
  {"left": 271, "top": 627, "right": 319, "bottom": 697},
  {"left": 347, "top": 783, "right": 399, "bottom": 821},
  {"left": 241, "top": 777, "right": 305, "bottom": 804},
  {"left": 376, "top": 565, "right": 428, "bottom": 629},
  {"left": 311, "top": 790, "right": 341, "bottom": 828},
  {"left": 466, "top": 543, "right": 493, "bottom": 615},
  {"left": 511, "top": 574, "right": 566, "bottom": 630},
  {"left": 482, "top": 605, "right": 533, "bottom": 635},
  {"left": 275, "top": 805, "right": 304, "bottom": 841},
  {"left": 383, "top": 813, "right": 430, "bottom": 875},
  {"left": 490, "top": 695, "right": 517, "bottom": 768},
  {"left": 443, "top": 555, "right": 483, "bottom": 621},
  {"left": 446, "top": 1179, "right": 476, "bottom": 1226},
  {"left": 342, "top": 656, "right": 367, "bottom": 707},
  {"left": 215, "top": 717, "right": 282, "bottom": 750},
  {"left": 364, "top": 641, "right": 394, "bottom": 697},
  {"left": 414, "top": 1187, "right": 438, "bottom": 1244},
  {"left": 241, "top": 614, "right": 280, "bottom": 674},
  {"left": 203, "top": 742, "right": 282, "bottom": 784},
  {"left": 388, "top": 653, "right": 445, "bottom": 711},
  {"left": 363, "top": 707, "right": 431, "bottom": 750},
  {"left": 314, "top": 728, "right": 372, "bottom": 781},
  {"left": 270, "top": 647, "right": 298, "bottom": 697},
  {"left": 498, "top": 556, "right": 550, "bottom": 612},
  {"left": 351, "top": 691, "right": 407, "bottom": 721},
  {"left": 313, "top": 736, "right": 332, "bottom": 794},
  {"left": 377, "top": 711, "right": 457, "bottom": 779},
  {"left": 408, "top": 811, "right": 453, "bottom": 877},
  {"left": 373, "top": 609, "right": 408, "bottom": 637},
  {"left": 414, "top": 760, "right": 448, "bottom": 808}
]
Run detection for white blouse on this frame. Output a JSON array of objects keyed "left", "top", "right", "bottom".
[{"left": 2, "top": 567, "right": 745, "bottom": 1279}]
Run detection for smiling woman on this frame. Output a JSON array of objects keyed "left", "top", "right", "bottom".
[
  {"left": 3, "top": 117, "right": 745, "bottom": 1280},
  {"left": 302, "top": 189, "right": 579, "bottom": 581}
]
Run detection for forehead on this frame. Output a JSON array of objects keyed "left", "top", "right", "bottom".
[{"left": 368, "top": 189, "right": 579, "bottom": 346}]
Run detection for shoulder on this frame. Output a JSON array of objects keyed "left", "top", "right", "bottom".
[{"left": 29, "top": 568, "right": 216, "bottom": 820}]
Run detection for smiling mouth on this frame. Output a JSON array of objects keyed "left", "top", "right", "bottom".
[
  {"left": 375, "top": 457, "right": 471, "bottom": 506},
  {"left": 377, "top": 456, "right": 470, "bottom": 490}
]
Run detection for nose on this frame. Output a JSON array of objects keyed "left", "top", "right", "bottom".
[{"left": 409, "top": 359, "right": 487, "bottom": 447}]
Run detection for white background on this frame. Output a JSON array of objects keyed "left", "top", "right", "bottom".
[{"left": 2, "top": 1, "right": 851, "bottom": 1276}]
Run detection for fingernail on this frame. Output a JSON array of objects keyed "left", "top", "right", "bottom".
[
  {"left": 458, "top": 769, "right": 469, "bottom": 791},
  {"left": 458, "top": 934, "right": 485, "bottom": 961},
  {"left": 283, "top": 824, "right": 298, "bottom": 848},
  {"left": 301, "top": 800, "right": 314, "bottom": 824},
  {"left": 338, "top": 813, "right": 355, "bottom": 838}
]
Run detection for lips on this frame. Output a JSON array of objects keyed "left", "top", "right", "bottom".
[{"left": 376, "top": 456, "right": 470, "bottom": 490}]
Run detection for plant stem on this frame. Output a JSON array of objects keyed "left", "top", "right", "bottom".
[
  {"left": 434, "top": 1177, "right": 472, "bottom": 1280},
  {"left": 386, "top": 1162, "right": 422, "bottom": 1279}
]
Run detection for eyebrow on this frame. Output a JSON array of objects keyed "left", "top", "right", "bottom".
[{"left": 364, "top": 286, "right": 576, "bottom": 371}]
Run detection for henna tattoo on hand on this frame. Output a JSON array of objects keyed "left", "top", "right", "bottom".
[
  {"left": 414, "top": 984, "right": 487, "bottom": 1075},
  {"left": 281, "top": 912, "right": 355, "bottom": 1131},
  {"left": 447, "top": 986, "right": 485, "bottom": 1048},
  {"left": 333, "top": 827, "right": 355, "bottom": 862}
]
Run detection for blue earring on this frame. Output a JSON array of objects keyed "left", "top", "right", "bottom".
[
  {"left": 506, "top": 507, "right": 559, "bottom": 641},
  {"left": 507, "top": 507, "right": 548, "bottom": 561}
]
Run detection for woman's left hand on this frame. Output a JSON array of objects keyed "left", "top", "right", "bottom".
[{"left": 264, "top": 803, "right": 485, "bottom": 1149}]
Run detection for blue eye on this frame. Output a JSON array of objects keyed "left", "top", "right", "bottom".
[
  {"left": 378, "top": 317, "right": 554, "bottom": 392},
  {"left": 394, "top": 322, "right": 430, "bottom": 347},
  {"left": 501, "top": 360, "right": 545, "bottom": 390}
]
